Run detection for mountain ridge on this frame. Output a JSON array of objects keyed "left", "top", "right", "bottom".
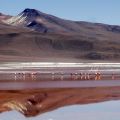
[
  {"left": 0, "top": 12, "right": 11, "bottom": 21},
  {"left": 0, "top": 8, "right": 120, "bottom": 62},
  {"left": 2, "top": 8, "right": 120, "bottom": 34}
]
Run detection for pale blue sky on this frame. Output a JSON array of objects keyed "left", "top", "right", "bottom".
[{"left": 0, "top": 0, "right": 120, "bottom": 25}]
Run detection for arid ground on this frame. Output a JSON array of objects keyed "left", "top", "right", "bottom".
[{"left": 1, "top": 9, "right": 120, "bottom": 62}]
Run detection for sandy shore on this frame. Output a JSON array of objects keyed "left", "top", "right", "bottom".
[{"left": 0, "top": 87, "right": 120, "bottom": 117}]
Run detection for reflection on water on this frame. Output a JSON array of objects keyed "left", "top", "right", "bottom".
[{"left": 0, "top": 100, "right": 120, "bottom": 120}]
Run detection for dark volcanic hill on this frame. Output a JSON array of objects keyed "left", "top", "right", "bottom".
[
  {"left": 4, "top": 8, "right": 85, "bottom": 33},
  {"left": 1, "top": 8, "right": 120, "bottom": 62},
  {"left": 3, "top": 8, "right": 120, "bottom": 34}
]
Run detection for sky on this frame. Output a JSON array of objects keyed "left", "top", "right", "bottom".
[
  {"left": 0, "top": 0, "right": 120, "bottom": 25},
  {"left": 0, "top": 100, "right": 120, "bottom": 120}
]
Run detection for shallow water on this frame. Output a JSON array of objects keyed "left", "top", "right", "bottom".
[
  {"left": 0, "top": 100, "right": 120, "bottom": 120},
  {"left": 0, "top": 80, "right": 120, "bottom": 90}
]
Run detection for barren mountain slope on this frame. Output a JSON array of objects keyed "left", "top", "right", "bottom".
[{"left": 1, "top": 9, "right": 120, "bottom": 62}]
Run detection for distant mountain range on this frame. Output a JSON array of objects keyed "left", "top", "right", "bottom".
[
  {"left": 2, "top": 8, "right": 120, "bottom": 34},
  {"left": 0, "top": 13, "right": 10, "bottom": 21},
  {"left": 0, "top": 8, "right": 120, "bottom": 62}
]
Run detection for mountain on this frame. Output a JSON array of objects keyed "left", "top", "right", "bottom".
[
  {"left": 1, "top": 8, "right": 120, "bottom": 62},
  {"left": 0, "top": 13, "right": 11, "bottom": 21},
  {"left": 3, "top": 8, "right": 120, "bottom": 34},
  {"left": 3, "top": 8, "right": 84, "bottom": 33}
]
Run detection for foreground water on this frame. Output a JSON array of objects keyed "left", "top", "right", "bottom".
[{"left": 0, "top": 100, "right": 120, "bottom": 120}]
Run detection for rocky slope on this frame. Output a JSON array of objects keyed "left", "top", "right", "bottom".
[
  {"left": 1, "top": 9, "right": 120, "bottom": 62},
  {"left": 3, "top": 8, "right": 120, "bottom": 34}
]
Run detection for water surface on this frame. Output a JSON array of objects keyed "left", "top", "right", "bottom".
[{"left": 0, "top": 100, "right": 120, "bottom": 120}]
